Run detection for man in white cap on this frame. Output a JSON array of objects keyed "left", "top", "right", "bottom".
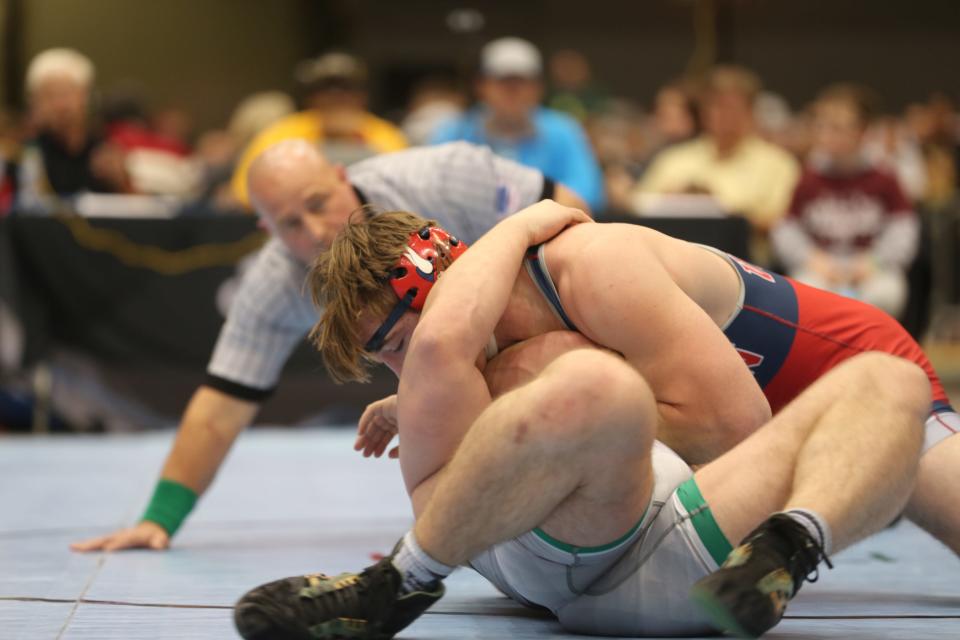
[{"left": 431, "top": 37, "right": 606, "bottom": 211}]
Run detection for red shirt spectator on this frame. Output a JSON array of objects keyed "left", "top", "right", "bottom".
[
  {"left": 784, "top": 165, "right": 914, "bottom": 256},
  {"left": 773, "top": 84, "right": 919, "bottom": 317}
]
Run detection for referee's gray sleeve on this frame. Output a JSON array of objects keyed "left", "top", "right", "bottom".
[
  {"left": 435, "top": 142, "right": 546, "bottom": 220},
  {"left": 482, "top": 146, "right": 552, "bottom": 207},
  {"left": 206, "top": 240, "right": 317, "bottom": 399},
  {"left": 349, "top": 142, "right": 547, "bottom": 243}
]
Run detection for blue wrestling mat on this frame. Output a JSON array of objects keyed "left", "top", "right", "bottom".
[{"left": 2, "top": 429, "right": 959, "bottom": 639}]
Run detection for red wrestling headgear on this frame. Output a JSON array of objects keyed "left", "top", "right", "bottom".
[
  {"left": 364, "top": 226, "right": 468, "bottom": 352},
  {"left": 388, "top": 226, "right": 467, "bottom": 311}
]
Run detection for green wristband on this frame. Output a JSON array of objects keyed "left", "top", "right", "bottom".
[{"left": 141, "top": 479, "right": 198, "bottom": 537}]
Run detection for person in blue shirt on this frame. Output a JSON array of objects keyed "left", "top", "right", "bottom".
[{"left": 431, "top": 37, "right": 606, "bottom": 211}]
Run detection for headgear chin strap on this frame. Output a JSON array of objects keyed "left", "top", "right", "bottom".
[{"left": 364, "top": 226, "right": 467, "bottom": 353}]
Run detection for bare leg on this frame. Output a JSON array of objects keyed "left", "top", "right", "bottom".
[
  {"left": 690, "top": 353, "right": 930, "bottom": 638},
  {"left": 697, "top": 352, "right": 930, "bottom": 552},
  {"left": 234, "top": 346, "right": 656, "bottom": 640},
  {"left": 906, "top": 435, "right": 960, "bottom": 555},
  {"left": 414, "top": 348, "right": 657, "bottom": 567}
]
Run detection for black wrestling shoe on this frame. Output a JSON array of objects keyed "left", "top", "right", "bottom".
[
  {"left": 234, "top": 557, "right": 444, "bottom": 640},
  {"left": 689, "top": 513, "right": 833, "bottom": 638}
]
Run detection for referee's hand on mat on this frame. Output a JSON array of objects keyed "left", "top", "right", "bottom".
[{"left": 70, "top": 520, "right": 169, "bottom": 552}]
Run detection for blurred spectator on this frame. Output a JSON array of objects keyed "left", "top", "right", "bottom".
[
  {"left": 929, "top": 92, "right": 960, "bottom": 132},
  {"left": 753, "top": 92, "right": 791, "bottom": 141},
  {"left": 186, "top": 91, "right": 296, "bottom": 213},
  {"left": 600, "top": 81, "right": 699, "bottom": 213},
  {"left": 431, "top": 37, "right": 605, "bottom": 211},
  {"left": 0, "top": 165, "right": 11, "bottom": 215},
  {"left": 16, "top": 48, "right": 131, "bottom": 210},
  {"left": 401, "top": 76, "right": 466, "bottom": 146},
  {"left": 772, "top": 84, "right": 919, "bottom": 317},
  {"left": 230, "top": 52, "right": 407, "bottom": 207},
  {"left": 151, "top": 106, "right": 194, "bottom": 151},
  {"left": 102, "top": 87, "right": 191, "bottom": 156},
  {"left": 0, "top": 109, "right": 21, "bottom": 215},
  {"left": 753, "top": 91, "right": 808, "bottom": 159},
  {"left": 602, "top": 81, "right": 701, "bottom": 212},
  {"left": 100, "top": 87, "right": 199, "bottom": 196},
  {"left": 638, "top": 80, "right": 700, "bottom": 172},
  {"left": 587, "top": 99, "right": 648, "bottom": 212},
  {"left": 863, "top": 114, "right": 927, "bottom": 203},
  {"left": 546, "top": 49, "right": 609, "bottom": 122},
  {"left": 928, "top": 91, "right": 960, "bottom": 170},
  {"left": 186, "top": 130, "right": 242, "bottom": 212},
  {"left": 633, "top": 66, "right": 799, "bottom": 247},
  {"left": 652, "top": 82, "right": 699, "bottom": 146},
  {"left": 899, "top": 94, "right": 959, "bottom": 208},
  {"left": 229, "top": 91, "right": 296, "bottom": 150}
]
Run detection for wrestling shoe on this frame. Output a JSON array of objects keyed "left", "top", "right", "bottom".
[
  {"left": 234, "top": 556, "right": 444, "bottom": 640},
  {"left": 689, "top": 513, "right": 833, "bottom": 638}
]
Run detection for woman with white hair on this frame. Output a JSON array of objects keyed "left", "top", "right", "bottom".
[{"left": 17, "top": 48, "right": 130, "bottom": 209}]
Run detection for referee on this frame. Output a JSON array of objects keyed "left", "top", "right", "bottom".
[{"left": 70, "top": 139, "right": 588, "bottom": 552}]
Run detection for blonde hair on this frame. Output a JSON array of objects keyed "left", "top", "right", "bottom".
[{"left": 308, "top": 210, "right": 435, "bottom": 383}]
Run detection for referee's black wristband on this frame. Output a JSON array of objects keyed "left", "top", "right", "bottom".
[
  {"left": 540, "top": 177, "right": 557, "bottom": 201},
  {"left": 204, "top": 374, "right": 274, "bottom": 402}
]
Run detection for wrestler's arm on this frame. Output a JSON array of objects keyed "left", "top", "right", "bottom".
[
  {"left": 398, "top": 203, "right": 590, "bottom": 515},
  {"left": 397, "top": 211, "right": 542, "bottom": 514},
  {"left": 406, "top": 199, "right": 590, "bottom": 375},
  {"left": 397, "top": 348, "right": 491, "bottom": 518},
  {"left": 547, "top": 224, "right": 771, "bottom": 464}
]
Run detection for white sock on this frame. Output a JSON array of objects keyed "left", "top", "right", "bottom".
[
  {"left": 782, "top": 508, "right": 832, "bottom": 555},
  {"left": 391, "top": 530, "right": 454, "bottom": 594}
]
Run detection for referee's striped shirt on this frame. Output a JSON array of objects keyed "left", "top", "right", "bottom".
[{"left": 206, "top": 142, "right": 553, "bottom": 401}]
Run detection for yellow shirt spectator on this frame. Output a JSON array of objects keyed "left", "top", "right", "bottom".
[
  {"left": 635, "top": 134, "right": 800, "bottom": 231},
  {"left": 231, "top": 110, "right": 407, "bottom": 207}
]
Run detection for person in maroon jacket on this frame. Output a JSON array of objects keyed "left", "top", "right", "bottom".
[{"left": 773, "top": 84, "right": 919, "bottom": 318}]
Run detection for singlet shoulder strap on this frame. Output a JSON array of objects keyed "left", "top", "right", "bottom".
[{"left": 524, "top": 244, "right": 579, "bottom": 331}]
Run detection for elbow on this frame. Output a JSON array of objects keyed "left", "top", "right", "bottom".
[
  {"left": 408, "top": 322, "right": 467, "bottom": 369},
  {"left": 723, "top": 396, "right": 772, "bottom": 443}
]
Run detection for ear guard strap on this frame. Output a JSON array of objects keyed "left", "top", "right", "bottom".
[{"left": 364, "top": 288, "right": 417, "bottom": 353}]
